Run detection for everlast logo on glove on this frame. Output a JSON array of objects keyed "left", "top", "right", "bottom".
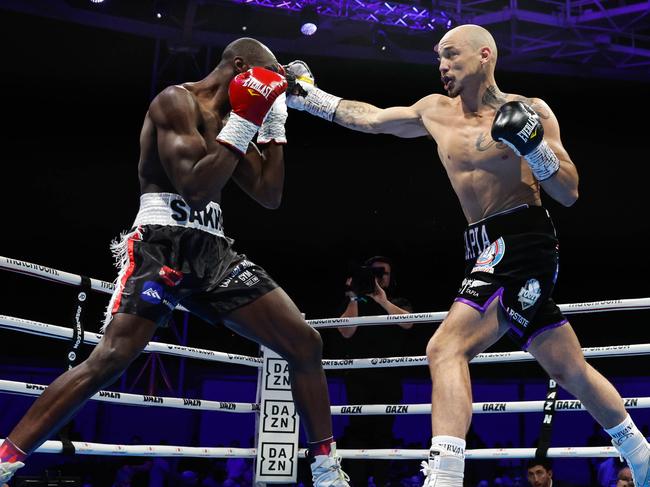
[
  {"left": 242, "top": 76, "right": 275, "bottom": 99},
  {"left": 516, "top": 114, "right": 539, "bottom": 143}
]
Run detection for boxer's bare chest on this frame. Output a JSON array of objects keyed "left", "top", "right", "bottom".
[{"left": 424, "top": 105, "right": 516, "bottom": 178}]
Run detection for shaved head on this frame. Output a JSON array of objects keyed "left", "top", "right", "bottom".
[
  {"left": 435, "top": 24, "right": 498, "bottom": 97},
  {"left": 439, "top": 24, "right": 498, "bottom": 66},
  {"left": 220, "top": 37, "right": 277, "bottom": 69}
]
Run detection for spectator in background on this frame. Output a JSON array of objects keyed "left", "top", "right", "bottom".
[
  {"left": 526, "top": 459, "right": 573, "bottom": 487},
  {"left": 112, "top": 436, "right": 152, "bottom": 487},
  {"left": 200, "top": 462, "right": 224, "bottom": 487},
  {"left": 598, "top": 457, "right": 626, "bottom": 487},
  {"left": 223, "top": 440, "right": 252, "bottom": 487},
  {"left": 616, "top": 466, "right": 633, "bottom": 487},
  {"left": 148, "top": 456, "right": 170, "bottom": 487},
  {"left": 336, "top": 256, "right": 414, "bottom": 486},
  {"left": 587, "top": 422, "right": 610, "bottom": 485},
  {"left": 179, "top": 470, "right": 199, "bottom": 487}
]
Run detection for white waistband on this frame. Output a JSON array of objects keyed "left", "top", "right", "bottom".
[{"left": 133, "top": 193, "right": 225, "bottom": 237}]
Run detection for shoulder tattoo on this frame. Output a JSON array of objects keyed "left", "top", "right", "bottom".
[{"left": 514, "top": 95, "right": 550, "bottom": 119}]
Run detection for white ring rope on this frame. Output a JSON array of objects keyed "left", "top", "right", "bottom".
[
  {"left": 0, "top": 314, "right": 262, "bottom": 367},
  {"left": 0, "top": 438, "right": 257, "bottom": 458},
  {"left": 1, "top": 257, "right": 645, "bottom": 465},
  {"left": 2, "top": 314, "right": 649, "bottom": 369},
  {"left": 2, "top": 256, "right": 649, "bottom": 328},
  {"left": 2, "top": 379, "right": 647, "bottom": 416},
  {"left": 0, "top": 256, "right": 189, "bottom": 312},
  {"left": 0, "top": 257, "right": 116, "bottom": 294},
  {"left": 335, "top": 447, "right": 621, "bottom": 460},
  {"left": 309, "top": 297, "right": 650, "bottom": 328},
  {"left": 323, "top": 343, "right": 650, "bottom": 369},
  {"left": 0, "top": 438, "right": 620, "bottom": 459},
  {"left": 330, "top": 397, "right": 648, "bottom": 415},
  {"left": 0, "top": 380, "right": 258, "bottom": 413}
]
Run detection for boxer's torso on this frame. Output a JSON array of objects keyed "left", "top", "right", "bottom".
[
  {"left": 421, "top": 92, "right": 546, "bottom": 224},
  {"left": 137, "top": 84, "right": 231, "bottom": 204}
]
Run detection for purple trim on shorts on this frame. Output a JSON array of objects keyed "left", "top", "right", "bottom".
[
  {"left": 454, "top": 287, "right": 504, "bottom": 313},
  {"left": 522, "top": 319, "right": 569, "bottom": 351},
  {"left": 501, "top": 298, "right": 524, "bottom": 337}
]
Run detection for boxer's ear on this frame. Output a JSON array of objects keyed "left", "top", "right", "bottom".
[{"left": 233, "top": 57, "right": 249, "bottom": 74}]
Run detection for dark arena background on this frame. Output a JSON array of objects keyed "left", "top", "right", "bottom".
[{"left": 1, "top": 1, "right": 649, "bottom": 486}]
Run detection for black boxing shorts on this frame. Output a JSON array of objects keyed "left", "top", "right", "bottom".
[
  {"left": 103, "top": 193, "right": 278, "bottom": 329},
  {"left": 455, "top": 204, "right": 567, "bottom": 350}
]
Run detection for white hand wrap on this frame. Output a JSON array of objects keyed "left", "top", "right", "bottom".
[
  {"left": 216, "top": 112, "right": 259, "bottom": 155},
  {"left": 500, "top": 138, "right": 560, "bottom": 182},
  {"left": 284, "top": 61, "right": 341, "bottom": 122},
  {"left": 524, "top": 140, "right": 560, "bottom": 181},
  {"left": 287, "top": 84, "right": 342, "bottom": 122},
  {"left": 258, "top": 93, "right": 288, "bottom": 144}
]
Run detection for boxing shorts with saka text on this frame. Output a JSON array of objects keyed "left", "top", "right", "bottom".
[{"left": 104, "top": 192, "right": 278, "bottom": 328}]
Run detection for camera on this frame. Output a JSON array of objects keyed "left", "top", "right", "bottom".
[{"left": 350, "top": 266, "right": 385, "bottom": 296}]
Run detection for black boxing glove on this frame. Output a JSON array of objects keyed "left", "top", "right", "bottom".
[
  {"left": 284, "top": 60, "right": 341, "bottom": 122},
  {"left": 491, "top": 101, "right": 560, "bottom": 181}
]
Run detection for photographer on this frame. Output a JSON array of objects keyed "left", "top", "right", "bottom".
[
  {"left": 337, "top": 256, "right": 413, "bottom": 486},
  {"left": 339, "top": 256, "right": 413, "bottom": 338}
]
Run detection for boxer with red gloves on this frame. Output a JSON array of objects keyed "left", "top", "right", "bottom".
[
  {"left": 217, "top": 66, "right": 287, "bottom": 154},
  {"left": 0, "top": 38, "right": 350, "bottom": 487}
]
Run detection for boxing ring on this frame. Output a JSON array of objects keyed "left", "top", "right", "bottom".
[{"left": 1, "top": 255, "right": 650, "bottom": 481}]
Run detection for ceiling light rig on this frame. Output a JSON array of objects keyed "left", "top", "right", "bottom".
[{"left": 231, "top": 0, "right": 455, "bottom": 32}]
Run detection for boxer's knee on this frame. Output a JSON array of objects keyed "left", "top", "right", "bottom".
[
  {"left": 426, "top": 322, "right": 467, "bottom": 369},
  {"left": 282, "top": 323, "right": 323, "bottom": 369},
  {"left": 545, "top": 355, "right": 588, "bottom": 392},
  {"left": 84, "top": 343, "right": 138, "bottom": 387}
]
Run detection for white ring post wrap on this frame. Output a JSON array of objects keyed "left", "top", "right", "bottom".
[
  {"left": 255, "top": 346, "right": 300, "bottom": 482},
  {"left": 216, "top": 112, "right": 259, "bottom": 155},
  {"left": 302, "top": 87, "right": 342, "bottom": 122},
  {"left": 524, "top": 140, "right": 560, "bottom": 181}
]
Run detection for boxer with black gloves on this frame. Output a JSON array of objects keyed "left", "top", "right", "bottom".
[
  {"left": 285, "top": 25, "right": 650, "bottom": 487},
  {"left": 491, "top": 100, "right": 560, "bottom": 181},
  {"left": 0, "top": 38, "right": 350, "bottom": 487}
]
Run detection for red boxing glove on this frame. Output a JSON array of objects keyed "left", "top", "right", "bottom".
[{"left": 217, "top": 67, "right": 288, "bottom": 154}]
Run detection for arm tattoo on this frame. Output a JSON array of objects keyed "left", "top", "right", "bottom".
[
  {"left": 476, "top": 87, "right": 549, "bottom": 152},
  {"left": 481, "top": 86, "right": 550, "bottom": 119},
  {"left": 334, "top": 101, "right": 377, "bottom": 130},
  {"left": 514, "top": 96, "right": 550, "bottom": 119}
]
